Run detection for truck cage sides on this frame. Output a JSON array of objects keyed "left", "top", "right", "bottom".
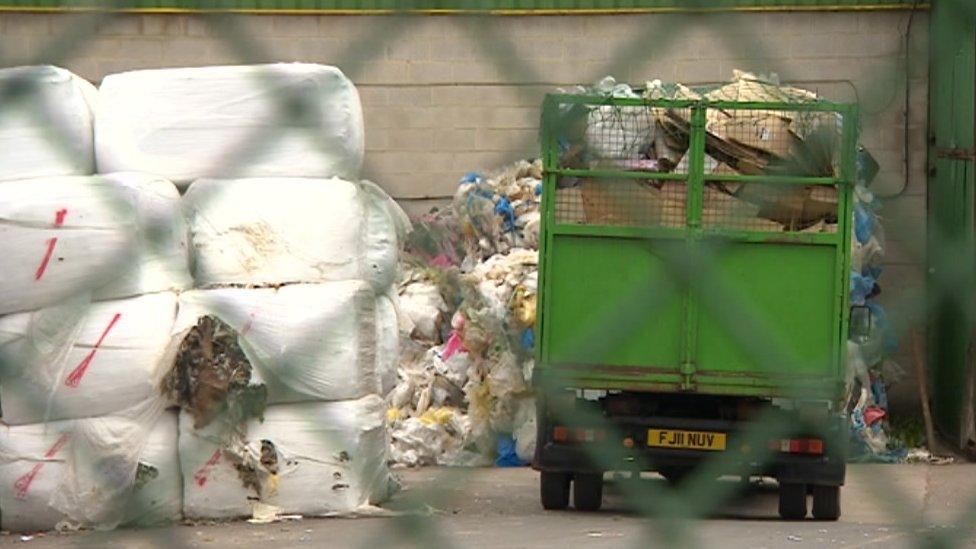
[{"left": 535, "top": 94, "right": 859, "bottom": 402}]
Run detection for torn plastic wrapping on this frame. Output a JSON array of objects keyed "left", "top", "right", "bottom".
[
  {"left": 0, "top": 399, "right": 167, "bottom": 532},
  {"left": 0, "top": 66, "right": 96, "bottom": 181},
  {"left": 95, "top": 63, "right": 364, "bottom": 185},
  {"left": 179, "top": 396, "right": 392, "bottom": 519},
  {"left": 0, "top": 292, "right": 179, "bottom": 425},
  {"left": 0, "top": 174, "right": 191, "bottom": 316},
  {"left": 169, "top": 282, "right": 390, "bottom": 410},
  {"left": 182, "top": 177, "right": 409, "bottom": 292}
]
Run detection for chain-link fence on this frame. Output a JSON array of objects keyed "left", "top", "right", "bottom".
[{"left": 0, "top": 0, "right": 974, "bottom": 547}]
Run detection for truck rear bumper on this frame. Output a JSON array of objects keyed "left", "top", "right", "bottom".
[{"left": 534, "top": 416, "right": 846, "bottom": 486}]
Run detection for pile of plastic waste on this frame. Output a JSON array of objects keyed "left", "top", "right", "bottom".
[
  {"left": 389, "top": 160, "right": 542, "bottom": 467},
  {"left": 845, "top": 152, "right": 907, "bottom": 461}
]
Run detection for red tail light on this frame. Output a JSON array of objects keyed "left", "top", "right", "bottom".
[
  {"left": 552, "top": 427, "right": 606, "bottom": 443},
  {"left": 768, "top": 438, "right": 824, "bottom": 455}
]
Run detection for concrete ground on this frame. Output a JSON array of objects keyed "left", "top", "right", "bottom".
[{"left": 3, "top": 464, "right": 975, "bottom": 548}]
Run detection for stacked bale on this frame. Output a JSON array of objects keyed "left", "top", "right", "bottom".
[
  {"left": 0, "top": 67, "right": 188, "bottom": 531},
  {"left": 95, "top": 64, "right": 406, "bottom": 520}
]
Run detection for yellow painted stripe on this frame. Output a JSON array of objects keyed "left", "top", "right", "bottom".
[{"left": 0, "top": 4, "right": 930, "bottom": 15}]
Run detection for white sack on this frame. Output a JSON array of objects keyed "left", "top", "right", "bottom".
[
  {"left": 175, "top": 283, "right": 393, "bottom": 403},
  {"left": 180, "top": 397, "right": 391, "bottom": 519},
  {"left": 0, "top": 400, "right": 165, "bottom": 532},
  {"left": 182, "top": 177, "right": 408, "bottom": 292},
  {"left": 0, "top": 175, "right": 191, "bottom": 315},
  {"left": 0, "top": 292, "right": 178, "bottom": 424},
  {"left": 95, "top": 63, "right": 364, "bottom": 184},
  {"left": 0, "top": 66, "right": 95, "bottom": 181}
]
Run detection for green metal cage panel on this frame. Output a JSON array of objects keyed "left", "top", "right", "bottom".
[{"left": 535, "top": 94, "right": 858, "bottom": 401}]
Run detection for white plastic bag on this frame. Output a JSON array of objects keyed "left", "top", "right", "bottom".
[
  {"left": 96, "top": 63, "right": 364, "bottom": 184},
  {"left": 398, "top": 281, "right": 449, "bottom": 342},
  {"left": 174, "top": 283, "right": 391, "bottom": 403},
  {"left": 180, "top": 397, "right": 391, "bottom": 519},
  {"left": 584, "top": 78, "right": 655, "bottom": 160},
  {"left": 0, "top": 175, "right": 191, "bottom": 315},
  {"left": 513, "top": 397, "right": 537, "bottom": 463},
  {"left": 0, "top": 292, "right": 178, "bottom": 425},
  {"left": 182, "top": 177, "right": 409, "bottom": 292},
  {"left": 0, "top": 66, "right": 95, "bottom": 181}
]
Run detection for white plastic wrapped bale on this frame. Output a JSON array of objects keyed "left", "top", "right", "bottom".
[
  {"left": 179, "top": 396, "right": 391, "bottom": 519},
  {"left": 95, "top": 63, "right": 364, "bottom": 184},
  {"left": 0, "top": 401, "right": 166, "bottom": 532},
  {"left": 0, "top": 174, "right": 191, "bottom": 315},
  {"left": 175, "top": 282, "right": 396, "bottom": 403},
  {"left": 0, "top": 66, "right": 95, "bottom": 181},
  {"left": 182, "top": 177, "right": 409, "bottom": 292},
  {"left": 0, "top": 292, "right": 178, "bottom": 425}
]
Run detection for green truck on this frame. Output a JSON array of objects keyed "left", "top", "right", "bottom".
[{"left": 533, "top": 93, "right": 858, "bottom": 520}]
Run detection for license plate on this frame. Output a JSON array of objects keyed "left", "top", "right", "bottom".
[{"left": 647, "top": 429, "right": 727, "bottom": 451}]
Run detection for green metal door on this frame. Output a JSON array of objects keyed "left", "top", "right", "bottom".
[{"left": 927, "top": 0, "right": 976, "bottom": 447}]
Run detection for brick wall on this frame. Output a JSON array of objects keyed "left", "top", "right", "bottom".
[{"left": 0, "top": 9, "right": 929, "bottom": 410}]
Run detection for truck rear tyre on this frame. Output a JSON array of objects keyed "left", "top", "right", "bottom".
[
  {"left": 778, "top": 482, "right": 808, "bottom": 520},
  {"left": 573, "top": 473, "right": 604, "bottom": 512},
  {"left": 540, "top": 472, "right": 571, "bottom": 510},
  {"left": 811, "top": 485, "right": 841, "bottom": 521}
]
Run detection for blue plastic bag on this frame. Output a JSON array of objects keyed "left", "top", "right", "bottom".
[
  {"left": 495, "top": 196, "right": 516, "bottom": 233},
  {"left": 850, "top": 272, "right": 875, "bottom": 306},
  {"left": 459, "top": 172, "right": 484, "bottom": 185},
  {"left": 854, "top": 203, "right": 874, "bottom": 245},
  {"left": 495, "top": 435, "right": 528, "bottom": 467},
  {"left": 866, "top": 302, "right": 898, "bottom": 354}
]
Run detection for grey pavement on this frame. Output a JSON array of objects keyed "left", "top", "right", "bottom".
[{"left": 3, "top": 464, "right": 975, "bottom": 548}]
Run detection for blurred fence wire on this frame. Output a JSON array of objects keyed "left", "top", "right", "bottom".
[{"left": 0, "top": 1, "right": 972, "bottom": 548}]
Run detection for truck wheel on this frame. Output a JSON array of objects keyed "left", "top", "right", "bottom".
[
  {"left": 573, "top": 473, "right": 604, "bottom": 511},
  {"left": 540, "top": 472, "right": 571, "bottom": 510},
  {"left": 778, "top": 482, "right": 808, "bottom": 520},
  {"left": 811, "top": 485, "right": 841, "bottom": 521}
]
